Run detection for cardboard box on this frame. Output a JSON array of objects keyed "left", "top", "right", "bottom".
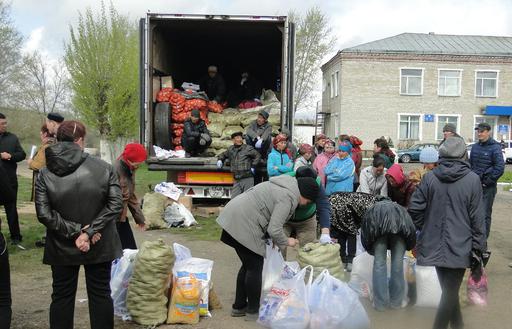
[
  {"left": 178, "top": 195, "right": 193, "bottom": 211},
  {"left": 161, "top": 76, "right": 174, "bottom": 89},
  {"left": 152, "top": 76, "right": 161, "bottom": 102}
]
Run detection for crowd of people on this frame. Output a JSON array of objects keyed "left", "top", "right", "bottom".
[{"left": 0, "top": 105, "right": 507, "bottom": 329}]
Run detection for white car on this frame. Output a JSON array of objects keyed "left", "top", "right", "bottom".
[{"left": 466, "top": 142, "right": 508, "bottom": 163}]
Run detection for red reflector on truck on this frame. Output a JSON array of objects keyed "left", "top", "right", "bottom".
[{"left": 177, "top": 171, "right": 234, "bottom": 185}]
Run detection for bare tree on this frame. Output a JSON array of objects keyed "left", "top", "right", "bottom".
[
  {"left": 289, "top": 7, "right": 336, "bottom": 112},
  {"left": 9, "top": 51, "right": 70, "bottom": 114},
  {"left": 0, "top": 1, "right": 23, "bottom": 103}
]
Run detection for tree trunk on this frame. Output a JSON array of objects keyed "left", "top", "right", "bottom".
[{"left": 99, "top": 137, "right": 130, "bottom": 164}]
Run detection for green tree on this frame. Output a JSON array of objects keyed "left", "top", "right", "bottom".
[
  {"left": 0, "top": 1, "right": 23, "bottom": 103},
  {"left": 289, "top": 7, "right": 336, "bottom": 112},
  {"left": 64, "top": 2, "right": 138, "bottom": 161}
]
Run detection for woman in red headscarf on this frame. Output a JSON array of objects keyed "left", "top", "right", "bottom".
[
  {"left": 114, "top": 143, "right": 147, "bottom": 249},
  {"left": 349, "top": 136, "right": 363, "bottom": 191}
]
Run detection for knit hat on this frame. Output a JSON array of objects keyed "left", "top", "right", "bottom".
[
  {"left": 230, "top": 131, "right": 243, "bottom": 139},
  {"left": 273, "top": 134, "right": 288, "bottom": 147},
  {"left": 47, "top": 112, "right": 64, "bottom": 123},
  {"left": 297, "top": 177, "right": 319, "bottom": 201},
  {"left": 338, "top": 141, "right": 353, "bottom": 153},
  {"left": 299, "top": 143, "right": 313, "bottom": 155},
  {"left": 258, "top": 110, "right": 269, "bottom": 120},
  {"left": 438, "top": 137, "right": 466, "bottom": 159},
  {"left": 443, "top": 123, "right": 457, "bottom": 134},
  {"left": 419, "top": 146, "right": 439, "bottom": 163},
  {"left": 121, "top": 143, "right": 147, "bottom": 163},
  {"left": 191, "top": 109, "right": 201, "bottom": 118},
  {"left": 279, "top": 127, "right": 290, "bottom": 136}
]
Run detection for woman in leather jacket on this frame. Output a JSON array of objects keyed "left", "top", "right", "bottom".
[{"left": 34, "top": 120, "right": 123, "bottom": 329}]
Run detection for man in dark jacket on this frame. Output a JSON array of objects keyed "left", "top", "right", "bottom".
[
  {"left": 469, "top": 122, "right": 505, "bottom": 238},
  {"left": 0, "top": 161, "right": 15, "bottom": 328},
  {"left": 199, "top": 65, "right": 226, "bottom": 103},
  {"left": 245, "top": 110, "right": 273, "bottom": 185},
  {"left": 181, "top": 109, "right": 211, "bottom": 157},
  {"left": 217, "top": 132, "right": 261, "bottom": 198},
  {"left": 0, "top": 113, "right": 26, "bottom": 245},
  {"left": 409, "top": 136, "right": 486, "bottom": 329}
]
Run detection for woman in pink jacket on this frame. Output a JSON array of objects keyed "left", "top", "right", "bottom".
[{"left": 313, "top": 139, "right": 336, "bottom": 186}]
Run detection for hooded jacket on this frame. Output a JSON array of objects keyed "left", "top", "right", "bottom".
[
  {"left": 35, "top": 142, "right": 123, "bottom": 266},
  {"left": 408, "top": 160, "right": 486, "bottom": 268},
  {"left": 324, "top": 155, "right": 355, "bottom": 195},
  {"left": 267, "top": 147, "right": 293, "bottom": 177},
  {"left": 216, "top": 175, "right": 300, "bottom": 256},
  {"left": 312, "top": 151, "right": 335, "bottom": 187},
  {"left": 361, "top": 200, "right": 417, "bottom": 255},
  {"left": 386, "top": 164, "right": 416, "bottom": 208},
  {"left": 469, "top": 137, "right": 505, "bottom": 186}
]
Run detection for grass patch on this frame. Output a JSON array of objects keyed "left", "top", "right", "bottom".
[
  {"left": 168, "top": 216, "right": 222, "bottom": 241},
  {"left": 498, "top": 171, "right": 512, "bottom": 183},
  {"left": 4, "top": 214, "right": 46, "bottom": 256},
  {"left": 134, "top": 163, "right": 167, "bottom": 197},
  {"left": 17, "top": 176, "right": 33, "bottom": 206}
]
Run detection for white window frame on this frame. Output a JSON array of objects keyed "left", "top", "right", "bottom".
[
  {"left": 473, "top": 115, "right": 498, "bottom": 140},
  {"left": 437, "top": 69, "right": 462, "bottom": 97},
  {"left": 435, "top": 114, "right": 461, "bottom": 141},
  {"left": 334, "top": 71, "right": 339, "bottom": 97},
  {"left": 474, "top": 70, "right": 499, "bottom": 98},
  {"left": 399, "top": 67, "right": 424, "bottom": 96},
  {"left": 397, "top": 113, "right": 423, "bottom": 141},
  {"left": 330, "top": 73, "right": 335, "bottom": 98}
]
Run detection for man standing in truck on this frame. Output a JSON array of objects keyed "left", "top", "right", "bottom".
[
  {"left": 181, "top": 109, "right": 212, "bottom": 157},
  {"left": 217, "top": 132, "right": 261, "bottom": 198},
  {"left": 245, "top": 110, "right": 273, "bottom": 185},
  {"left": 199, "top": 65, "right": 226, "bottom": 103}
]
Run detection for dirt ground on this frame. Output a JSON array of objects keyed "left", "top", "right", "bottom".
[{"left": 8, "top": 162, "right": 512, "bottom": 329}]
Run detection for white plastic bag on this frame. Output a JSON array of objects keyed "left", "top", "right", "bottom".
[
  {"left": 164, "top": 203, "right": 197, "bottom": 227},
  {"left": 415, "top": 265, "right": 442, "bottom": 308},
  {"left": 172, "top": 257, "right": 214, "bottom": 317},
  {"left": 173, "top": 243, "right": 192, "bottom": 262},
  {"left": 110, "top": 249, "right": 139, "bottom": 321},
  {"left": 356, "top": 233, "right": 365, "bottom": 257},
  {"left": 309, "top": 269, "right": 370, "bottom": 329},
  {"left": 261, "top": 244, "right": 286, "bottom": 299},
  {"left": 258, "top": 266, "right": 313, "bottom": 329}
]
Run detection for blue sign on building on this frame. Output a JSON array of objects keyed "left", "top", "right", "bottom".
[
  {"left": 498, "top": 124, "right": 509, "bottom": 135},
  {"left": 424, "top": 114, "right": 434, "bottom": 122}
]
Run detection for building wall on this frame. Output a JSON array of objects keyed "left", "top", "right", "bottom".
[
  {"left": 321, "top": 54, "right": 512, "bottom": 150},
  {"left": 321, "top": 56, "right": 342, "bottom": 139}
]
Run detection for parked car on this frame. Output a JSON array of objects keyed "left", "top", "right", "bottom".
[
  {"left": 501, "top": 140, "right": 512, "bottom": 163},
  {"left": 467, "top": 142, "right": 508, "bottom": 163},
  {"left": 397, "top": 143, "right": 439, "bottom": 163}
]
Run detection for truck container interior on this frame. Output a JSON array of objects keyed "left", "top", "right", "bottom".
[{"left": 150, "top": 18, "right": 285, "bottom": 97}]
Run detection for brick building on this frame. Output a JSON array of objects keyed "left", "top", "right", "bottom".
[{"left": 320, "top": 33, "right": 512, "bottom": 150}]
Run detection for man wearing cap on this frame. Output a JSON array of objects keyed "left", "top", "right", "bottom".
[
  {"left": 245, "top": 110, "right": 273, "bottom": 184},
  {"left": 181, "top": 109, "right": 212, "bottom": 157},
  {"left": 217, "top": 132, "right": 261, "bottom": 198},
  {"left": 217, "top": 175, "right": 319, "bottom": 321},
  {"left": 0, "top": 113, "right": 26, "bottom": 246},
  {"left": 409, "top": 136, "right": 485, "bottom": 329},
  {"left": 114, "top": 143, "right": 147, "bottom": 249},
  {"left": 199, "top": 65, "right": 226, "bottom": 103},
  {"left": 46, "top": 112, "right": 65, "bottom": 136},
  {"left": 470, "top": 122, "right": 505, "bottom": 238}
]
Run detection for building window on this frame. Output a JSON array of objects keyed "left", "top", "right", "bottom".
[
  {"left": 436, "top": 115, "right": 460, "bottom": 140},
  {"left": 330, "top": 73, "right": 334, "bottom": 98},
  {"left": 334, "top": 71, "right": 339, "bottom": 97},
  {"left": 475, "top": 71, "right": 498, "bottom": 97},
  {"left": 400, "top": 68, "right": 423, "bottom": 95},
  {"left": 399, "top": 114, "right": 420, "bottom": 140},
  {"left": 438, "top": 69, "right": 462, "bottom": 96},
  {"left": 473, "top": 116, "right": 497, "bottom": 141}
]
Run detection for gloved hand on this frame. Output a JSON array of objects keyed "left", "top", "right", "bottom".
[
  {"left": 251, "top": 168, "right": 255, "bottom": 175},
  {"left": 255, "top": 139, "right": 263, "bottom": 149},
  {"left": 199, "top": 138, "right": 206, "bottom": 146},
  {"left": 217, "top": 160, "right": 223, "bottom": 169},
  {"left": 319, "top": 233, "right": 332, "bottom": 244}
]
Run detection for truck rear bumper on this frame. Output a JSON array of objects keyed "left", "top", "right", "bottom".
[{"left": 177, "top": 184, "right": 232, "bottom": 199}]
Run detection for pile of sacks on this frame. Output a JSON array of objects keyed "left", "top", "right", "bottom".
[
  {"left": 110, "top": 241, "right": 219, "bottom": 326},
  {"left": 259, "top": 244, "right": 370, "bottom": 329}
]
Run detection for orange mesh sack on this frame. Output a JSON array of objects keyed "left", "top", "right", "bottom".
[{"left": 167, "top": 275, "right": 201, "bottom": 324}]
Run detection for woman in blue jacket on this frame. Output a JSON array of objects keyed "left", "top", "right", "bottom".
[
  {"left": 324, "top": 141, "right": 355, "bottom": 195},
  {"left": 267, "top": 134, "right": 293, "bottom": 177}
]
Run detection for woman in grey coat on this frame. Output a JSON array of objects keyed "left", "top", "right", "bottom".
[
  {"left": 408, "top": 137, "right": 486, "bottom": 329},
  {"left": 217, "top": 175, "right": 319, "bottom": 321}
]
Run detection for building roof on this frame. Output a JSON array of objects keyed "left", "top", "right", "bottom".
[{"left": 342, "top": 33, "right": 512, "bottom": 57}]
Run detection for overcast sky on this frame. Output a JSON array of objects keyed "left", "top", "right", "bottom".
[{"left": 11, "top": 0, "right": 512, "bottom": 62}]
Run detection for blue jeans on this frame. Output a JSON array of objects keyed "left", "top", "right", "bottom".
[
  {"left": 372, "top": 234, "right": 406, "bottom": 310},
  {"left": 482, "top": 185, "right": 497, "bottom": 239}
]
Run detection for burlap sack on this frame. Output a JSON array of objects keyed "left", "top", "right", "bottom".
[
  {"left": 142, "top": 192, "right": 168, "bottom": 229},
  {"left": 298, "top": 242, "right": 345, "bottom": 281}
]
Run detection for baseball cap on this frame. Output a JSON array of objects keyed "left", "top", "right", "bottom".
[{"left": 474, "top": 122, "right": 491, "bottom": 131}]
